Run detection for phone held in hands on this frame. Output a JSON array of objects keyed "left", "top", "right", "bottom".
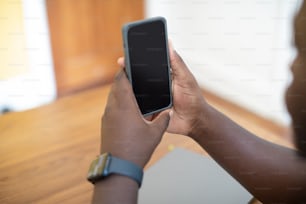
[{"left": 122, "top": 17, "right": 173, "bottom": 116}]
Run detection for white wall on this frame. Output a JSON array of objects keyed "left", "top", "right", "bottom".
[
  {"left": 146, "top": 0, "right": 301, "bottom": 125},
  {"left": 0, "top": 0, "right": 56, "bottom": 112}
]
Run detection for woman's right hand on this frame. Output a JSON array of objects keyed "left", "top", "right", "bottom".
[{"left": 165, "top": 44, "right": 210, "bottom": 137}]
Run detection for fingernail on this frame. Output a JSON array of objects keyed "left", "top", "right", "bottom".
[
  {"left": 117, "top": 57, "right": 124, "bottom": 66},
  {"left": 117, "top": 57, "right": 122, "bottom": 65}
]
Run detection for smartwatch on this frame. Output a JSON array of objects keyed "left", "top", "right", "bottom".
[{"left": 87, "top": 153, "right": 143, "bottom": 187}]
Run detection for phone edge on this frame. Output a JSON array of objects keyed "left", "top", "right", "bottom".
[{"left": 121, "top": 16, "right": 173, "bottom": 116}]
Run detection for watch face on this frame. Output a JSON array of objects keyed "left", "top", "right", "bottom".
[{"left": 87, "top": 153, "right": 110, "bottom": 183}]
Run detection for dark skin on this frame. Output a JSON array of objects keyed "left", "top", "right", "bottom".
[
  {"left": 92, "top": 71, "right": 171, "bottom": 204},
  {"left": 92, "top": 3, "right": 306, "bottom": 204}
]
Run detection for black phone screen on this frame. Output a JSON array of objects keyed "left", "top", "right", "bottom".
[{"left": 127, "top": 19, "right": 171, "bottom": 115}]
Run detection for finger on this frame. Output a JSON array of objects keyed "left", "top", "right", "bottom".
[
  {"left": 113, "top": 68, "right": 131, "bottom": 93},
  {"left": 144, "top": 112, "right": 161, "bottom": 121},
  {"left": 112, "top": 69, "right": 140, "bottom": 112},
  {"left": 114, "top": 68, "right": 124, "bottom": 80},
  {"left": 152, "top": 110, "right": 171, "bottom": 133},
  {"left": 144, "top": 115, "right": 154, "bottom": 121},
  {"left": 108, "top": 69, "right": 124, "bottom": 100},
  {"left": 151, "top": 112, "right": 159, "bottom": 120},
  {"left": 168, "top": 41, "right": 194, "bottom": 80},
  {"left": 117, "top": 57, "right": 125, "bottom": 68},
  {"left": 105, "top": 70, "right": 125, "bottom": 108}
]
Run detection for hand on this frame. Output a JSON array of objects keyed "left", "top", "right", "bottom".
[
  {"left": 166, "top": 43, "right": 209, "bottom": 136},
  {"left": 117, "top": 42, "right": 210, "bottom": 138},
  {"left": 100, "top": 70, "right": 171, "bottom": 168}
]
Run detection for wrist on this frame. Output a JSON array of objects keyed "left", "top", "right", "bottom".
[
  {"left": 93, "top": 175, "right": 138, "bottom": 204},
  {"left": 94, "top": 173, "right": 139, "bottom": 189},
  {"left": 189, "top": 102, "right": 213, "bottom": 141},
  {"left": 100, "top": 148, "right": 146, "bottom": 169},
  {"left": 88, "top": 152, "right": 144, "bottom": 188}
]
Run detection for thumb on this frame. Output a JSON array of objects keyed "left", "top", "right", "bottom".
[
  {"left": 152, "top": 110, "right": 171, "bottom": 133},
  {"left": 168, "top": 41, "right": 194, "bottom": 80}
]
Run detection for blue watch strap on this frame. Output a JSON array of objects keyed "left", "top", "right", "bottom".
[{"left": 107, "top": 155, "right": 143, "bottom": 187}]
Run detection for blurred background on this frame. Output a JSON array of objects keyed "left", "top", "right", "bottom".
[{"left": 0, "top": 0, "right": 301, "bottom": 125}]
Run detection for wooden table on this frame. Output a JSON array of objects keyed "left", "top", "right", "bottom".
[
  {"left": 1, "top": 83, "right": 291, "bottom": 204},
  {"left": 0, "top": 85, "right": 204, "bottom": 204}
]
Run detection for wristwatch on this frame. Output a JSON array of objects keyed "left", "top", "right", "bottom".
[{"left": 87, "top": 153, "right": 143, "bottom": 187}]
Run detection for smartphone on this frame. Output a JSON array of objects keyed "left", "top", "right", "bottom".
[{"left": 122, "top": 17, "right": 172, "bottom": 116}]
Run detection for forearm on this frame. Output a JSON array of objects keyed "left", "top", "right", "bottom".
[
  {"left": 92, "top": 175, "right": 138, "bottom": 204},
  {"left": 191, "top": 105, "right": 306, "bottom": 203}
]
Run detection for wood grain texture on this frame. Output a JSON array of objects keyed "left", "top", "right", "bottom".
[
  {"left": 0, "top": 85, "right": 292, "bottom": 203},
  {"left": 46, "top": 0, "right": 144, "bottom": 96}
]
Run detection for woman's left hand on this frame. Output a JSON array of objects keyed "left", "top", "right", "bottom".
[{"left": 100, "top": 70, "right": 171, "bottom": 168}]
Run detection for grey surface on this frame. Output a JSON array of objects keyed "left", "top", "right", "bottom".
[{"left": 139, "top": 148, "right": 253, "bottom": 204}]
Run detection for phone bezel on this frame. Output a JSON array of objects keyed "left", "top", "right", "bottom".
[{"left": 122, "top": 17, "right": 173, "bottom": 116}]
